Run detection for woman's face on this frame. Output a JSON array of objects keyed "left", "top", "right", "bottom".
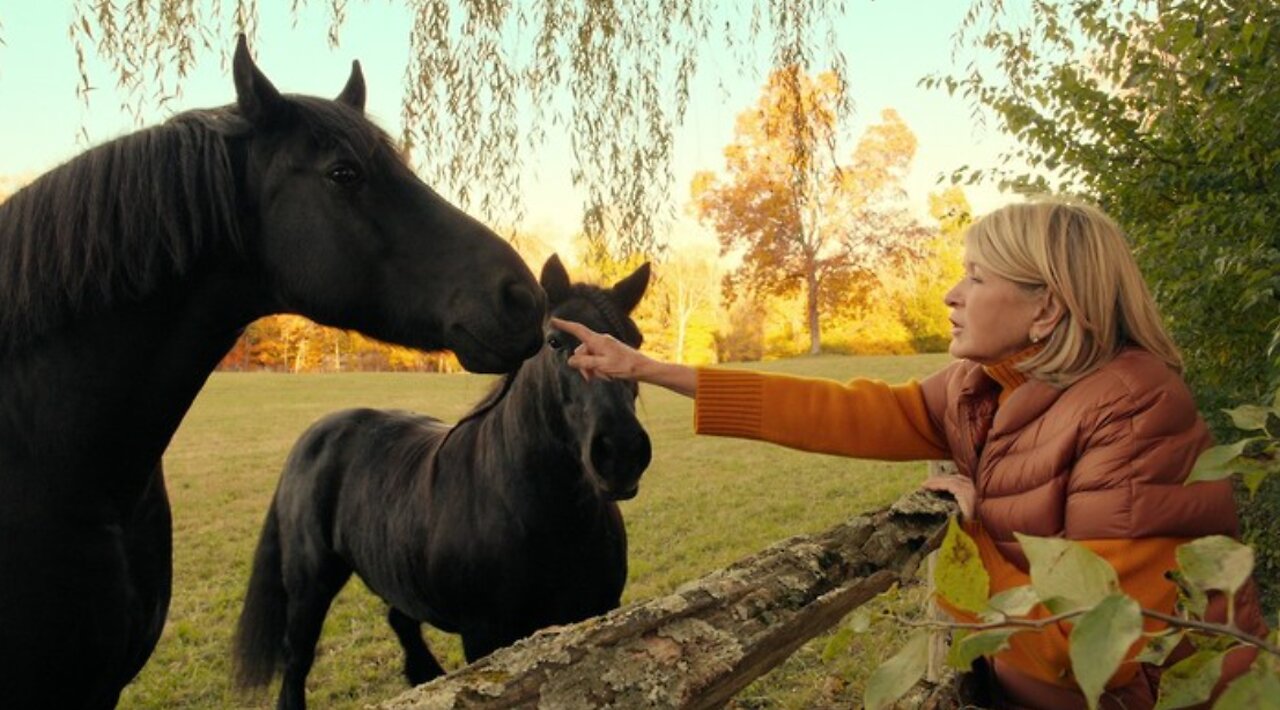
[{"left": 944, "top": 252, "right": 1046, "bottom": 364}]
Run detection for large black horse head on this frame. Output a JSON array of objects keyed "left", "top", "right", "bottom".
[
  {"left": 539, "top": 255, "right": 652, "bottom": 500},
  {"left": 230, "top": 37, "right": 544, "bottom": 372}
]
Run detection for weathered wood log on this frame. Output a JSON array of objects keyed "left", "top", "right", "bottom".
[{"left": 380, "top": 489, "right": 959, "bottom": 709}]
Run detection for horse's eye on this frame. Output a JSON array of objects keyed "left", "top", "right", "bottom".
[
  {"left": 326, "top": 163, "right": 362, "bottom": 186},
  {"left": 547, "top": 334, "right": 564, "bottom": 350}
]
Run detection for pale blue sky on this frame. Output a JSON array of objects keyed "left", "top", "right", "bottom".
[{"left": 0, "top": 1, "right": 1016, "bottom": 243}]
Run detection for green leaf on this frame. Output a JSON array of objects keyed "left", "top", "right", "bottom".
[
  {"left": 933, "top": 517, "right": 989, "bottom": 614},
  {"left": 1243, "top": 468, "right": 1271, "bottom": 497},
  {"left": 1224, "top": 405, "right": 1270, "bottom": 431},
  {"left": 1134, "top": 630, "right": 1185, "bottom": 666},
  {"left": 1167, "top": 569, "right": 1209, "bottom": 618},
  {"left": 946, "top": 627, "right": 1019, "bottom": 670},
  {"left": 821, "top": 626, "right": 855, "bottom": 662},
  {"left": 1070, "top": 594, "right": 1143, "bottom": 710},
  {"left": 1187, "top": 439, "right": 1250, "bottom": 483},
  {"left": 846, "top": 608, "right": 872, "bottom": 633},
  {"left": 983, "top": 584, "right": 1041, "bottom": 620},
  {"left": 864, "top": 631, "right": 929, "bottom": 710},
  {"left": 1212, "top": 665, "right": 1280, "bottom": 710},
  {"left": 1176, "top": 536, "right": 1255, "bottom": 597},
  {"left": 1155, "top": 650, "right": 1225, "bottom": 710},
  {"left": 1186, "top": 631, "right": 1240, "bottom": 654},
  {"left": 1017, "top": 533, "right": 1119, "bottom": 614}
]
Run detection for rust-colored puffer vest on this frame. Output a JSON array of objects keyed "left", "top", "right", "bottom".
[
  {"left": 919, "top": 348, "right": 1245, "bottom": 564},
  {"left": 920, "top": 347, "right": 1267, "bottom": 706}
]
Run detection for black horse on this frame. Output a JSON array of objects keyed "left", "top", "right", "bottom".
[
  {"left": 233, "top": 256, "right": 652, "bottom": 709},
  {"left": 0, "top": 37, "right": 545, "bottom": 709}
]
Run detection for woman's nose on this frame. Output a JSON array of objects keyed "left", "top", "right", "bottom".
[{"left": 943, "top": 282, "right": 962, "bottom": 307}]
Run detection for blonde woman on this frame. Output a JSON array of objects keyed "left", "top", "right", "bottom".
[{"left": 552, "top": 198, "right": 1267, "bottom": 709}]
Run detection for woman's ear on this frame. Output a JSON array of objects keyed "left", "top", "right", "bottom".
[{"left": 1030, "top": 290, "right": 1066, "bottom": 342}]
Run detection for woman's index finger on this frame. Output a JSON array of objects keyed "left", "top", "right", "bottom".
[{"left": 550, "top": 317, "right": 597, "bottom": 343}]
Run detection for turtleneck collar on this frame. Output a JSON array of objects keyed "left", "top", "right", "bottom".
[{"left": 982, "top": 344, "right": 1044, "bottom": 403}]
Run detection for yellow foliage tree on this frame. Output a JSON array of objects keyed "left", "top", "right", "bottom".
[
  {"left": 219, "top": 316, "right": 463, "bottom": 372},
  {"left": 648, "top": 246, "right": 720, "bottom": 365},
  {"left": 893, "top": 187, "right": 969, "bottom": 352},
  {"left": 693, "top": 66, "right": 930, "bottom": 355}
]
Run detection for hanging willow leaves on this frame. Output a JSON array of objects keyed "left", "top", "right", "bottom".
[{"left": 65, "top": 0, "right": 852, "bottom": 257}]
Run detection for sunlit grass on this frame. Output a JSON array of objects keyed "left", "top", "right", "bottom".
[{"left": 120, "top": 353, "right": 951, "bottom": 708}]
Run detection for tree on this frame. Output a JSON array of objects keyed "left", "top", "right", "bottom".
[
  {"left": 216, "top": 316, "right": 463, "bottom": 372},
  {"left": 649, "top": 246, "right": 720, "bottom": 365},
  {"left": 693, "top": 66, "right": 927, "bottom": 355},
  {"left": 31, "top": 0, "right": 855, "bottom": 257},
  {"left": 931, "top": 0, "right": 1279, "bottom": 417},
  {"left": 892, "top": 187, "right": 968, "bottom": 353},
  {"left": 931, "top": 0, "right": 1280, "bottom": 611}
]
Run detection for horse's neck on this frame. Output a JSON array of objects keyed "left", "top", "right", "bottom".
[
  {"left": 462, "top": 370, "right": 584, "bottom": 496},
  {"left": 0, "top": 263, "right": 265, "bottom": 495}
]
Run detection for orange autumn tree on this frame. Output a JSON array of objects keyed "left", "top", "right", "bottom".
[
  {"left": 693, "top": 66, "right": 928, "bottom": 354},
  {"left": 218, "top": 316, "right": 463, "bottom": 372}
]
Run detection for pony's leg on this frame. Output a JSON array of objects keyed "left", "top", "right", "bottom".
[
  {"left": 387, "top": 607, "right": 446, "bottom": 685},
  {"left": 460, "top": 622, "right": 520, "bottom": 665},
  {"left": 277, "top": 559, "right": 350, "bottom": 710}
]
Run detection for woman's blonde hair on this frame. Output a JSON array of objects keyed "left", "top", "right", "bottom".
[{"left": 965, "top": 197, "right": 1181, "bottom": 386}]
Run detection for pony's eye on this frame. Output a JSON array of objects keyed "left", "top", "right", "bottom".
[
  {"left": 326, "top": 163, "right": 362, "bottom": 186},
  {"left": 547, "top": 334, "right": 563, "bottom": 350}
]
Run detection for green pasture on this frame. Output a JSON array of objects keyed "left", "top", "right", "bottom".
[{"left": 120, "top": 353, "right": 951, "bottom": 708}]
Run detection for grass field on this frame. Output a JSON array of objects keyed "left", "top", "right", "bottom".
[{"left": 118, "top": 352, "right": 951, "bottom": 708}]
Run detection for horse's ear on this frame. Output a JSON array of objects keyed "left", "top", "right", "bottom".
[
  {"left": 540, "top": 254, "right": 572, "bottom": 306},
  {"left": 233, "top": 34, "right": 286, "bottom": 125},
  {"left": 336, "top": 60, "right": 366, "bottom": 112},
  {"left": 611, "top": 262, "right": 651, "bottom": 314}
]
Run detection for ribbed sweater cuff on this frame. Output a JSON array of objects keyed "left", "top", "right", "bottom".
[{"left": 694, "top": 368, "right": 765, "bottom": 439}]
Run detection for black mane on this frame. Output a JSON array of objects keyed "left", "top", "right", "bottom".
[{"left": 0, "top": 94, "right": 395, "bottom": 354}]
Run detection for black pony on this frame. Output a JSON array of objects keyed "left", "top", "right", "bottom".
[
  {"left": 0, "top": 37, "right": 545, "bottom": 709},
  {"left": 233, "top": 256, "right": 652, "bottom": 709}
]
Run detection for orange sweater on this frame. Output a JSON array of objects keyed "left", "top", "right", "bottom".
[{"left": 693, "top": 363, "right": 1188, "bottom": 695}]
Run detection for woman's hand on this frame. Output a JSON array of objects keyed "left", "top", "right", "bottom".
[
  {"left": 550, "top": 317, "right": 652, "bottom": 382},
  {"left": 550, "top": 317, "right": 698, "bottom": 397},
  {"left": 920, "top": 474, "right": 976, "bottom": 520}
]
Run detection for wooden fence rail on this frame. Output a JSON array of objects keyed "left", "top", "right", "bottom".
[{"left": 380, "top": 488, "right": 962, "bottom": 709}]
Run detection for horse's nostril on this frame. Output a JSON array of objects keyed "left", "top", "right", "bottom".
[
  {"left": 590, "top": 431, "right": 650, "bottom": 480},
  {"left": 593, "top": 433, "right": 616, "bottom": 457}
]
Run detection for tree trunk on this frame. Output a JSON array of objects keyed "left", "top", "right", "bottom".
[
  {"left": 806, "top": 269, "right": 821, "bottom": 355},
  {"left": 380, "top": 490, "right": 958, "bottom": 710},
  {"left": 675, "top": 310, "right": 688, "bottom": 365}
]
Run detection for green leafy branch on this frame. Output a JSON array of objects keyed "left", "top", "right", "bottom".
[
  {"left": 856, "top": 518, "right": 1280, "bottom": 710},
  {"left": 906, "top": 603, "right": 1280, "bottom": 659},
  {"left": 1186, "top": 388, "right": 1280, "bottom": 496}
]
